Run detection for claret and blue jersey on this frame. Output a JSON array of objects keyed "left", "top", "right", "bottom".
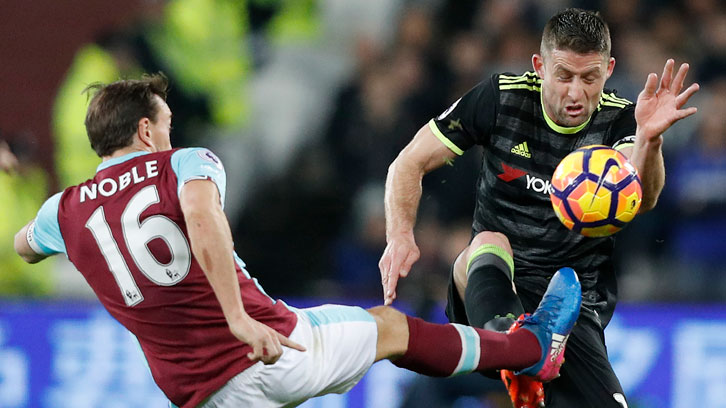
[{"left": 27, "top": 147, "right": 297, "bottom": 408}]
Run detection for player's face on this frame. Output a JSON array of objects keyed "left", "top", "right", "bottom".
[
  {"left": 534, "top": 49, "right": 615, "bottom": 127},
  {"left": 149, "top": 96, "right": 173, "bottom": 151}
]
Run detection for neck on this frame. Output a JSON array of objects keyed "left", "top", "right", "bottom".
[{"left": 102, "top": 145, "right": 153, "bottom": 162}]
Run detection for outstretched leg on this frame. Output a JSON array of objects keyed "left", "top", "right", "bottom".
[
  {"left": 371, "top": 267, "right": 582, "bottom": 381},
  {"left": 207, "top": 269, "right": 581, "bottom": 407},
  {"left": 370, "top": 305, "right": 541, "bottom": 376}
]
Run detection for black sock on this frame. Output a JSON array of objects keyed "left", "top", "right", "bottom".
[{"left": 464, "top": 250, "right": 524, "bottom": 329}]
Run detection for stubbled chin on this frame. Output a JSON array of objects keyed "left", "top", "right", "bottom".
[
  {"left": 560, "top": 113, "right": 588, "bottom": 127},
  {"left": 558, "top": 117, "right": 581, "bottom": 127}
]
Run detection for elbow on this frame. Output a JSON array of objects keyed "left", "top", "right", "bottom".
[
  {"left": 637, "top": 196, "right": 658, "bottom": 214},
  {"left": 387, "top": 152, "right": 425, "bottom": 180},
  {"left": 638, "top": 182, "right": 664, "bottom": 214},
  {"left": 20, "top": 254, "right": 41, "bottom": 264},
  {"left": 13, "top": 232, "right": 40, "bottom": 264},
  {"left": 385, "top": 158, "right": 401, "bottom": 186},
  {"left": 13, "top": 232, "right": 27, "bottom": 262},
  {"left": 387, "top": 155, "right": 404, "bottom": 173}
]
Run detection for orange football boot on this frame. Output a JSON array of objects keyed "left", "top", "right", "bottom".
[{"left": 500, "top": 314, "right": 545, "bottom": 408}]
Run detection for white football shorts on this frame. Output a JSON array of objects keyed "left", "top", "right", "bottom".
[{"left": 200, "top": 304, "right": 378, "bottom": 408}]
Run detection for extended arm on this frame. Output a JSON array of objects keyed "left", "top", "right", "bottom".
[
  {"left": 379, "top": 124, "right": 458, "bottom": 305},
  {"left": 624, "top": 59, "right": 699, "bottom": 212},
  {"left": 14, "top": 221, "right": 49, "bottom": 264},
  {"left": 180, "top": 179, "right": 304, "bottom": 363}
]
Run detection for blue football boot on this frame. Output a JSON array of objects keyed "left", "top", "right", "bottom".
[{"left": 517, "top": 267, "right": 582, "bottom": 382}]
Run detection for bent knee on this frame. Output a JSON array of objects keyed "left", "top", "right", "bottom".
[
  {"left": 469, "top": 231, "right": 512, "bottom": 255},
  {"left": 367, "top": 306, "right": 406, "bottom": 331},
  {"left": 453, "top": 251, "right": 469, "bottom": 299},
  {"left": 454, "top": 232, "right": 513, "bottom": 297},
  {"left": 367, "top": 306, "right": 409, "bottom": 361},
  {"left": 460, "top": 231, "right": 513, "bottom": 272}
]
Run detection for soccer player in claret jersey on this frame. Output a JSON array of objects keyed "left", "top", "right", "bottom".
[
  {"left": 14, "top": 74, "right": 582, "bottom": 407},
  {"left": 379, "top": 8, "right": 699, "bottom": 408}
]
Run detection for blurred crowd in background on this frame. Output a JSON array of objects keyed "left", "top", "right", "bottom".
[{"left": 1, "top": 0, "right": 725, "bottom": 312}]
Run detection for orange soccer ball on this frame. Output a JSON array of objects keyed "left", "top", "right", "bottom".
[{"left": 550, "top": 145, "right": 642, "bottom": 237}]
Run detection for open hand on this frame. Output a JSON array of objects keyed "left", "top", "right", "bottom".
[{"left": 635, "top": 59, "right": 699, "bottom": 140}]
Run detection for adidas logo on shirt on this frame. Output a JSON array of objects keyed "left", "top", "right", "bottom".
[{"left": 511, "top": 141, "right": 531, "bottom": 158}]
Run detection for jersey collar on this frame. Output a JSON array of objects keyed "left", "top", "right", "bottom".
[
  {"left": 96, "top": 151, "right": 151, "bottom": 172},
  {"left": 540, "top": 92, "right": 592, "bottom": 134}
]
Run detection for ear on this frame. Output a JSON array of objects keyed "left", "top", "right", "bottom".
[
  {"left": 532, "top": 54, "right": 545, "bottom": 78},
  {"left": 136, "top": 117, "right": 154, "bottom": 148},
  {"left": 605, "top": 57, "right": 615, "bottom": 80}
]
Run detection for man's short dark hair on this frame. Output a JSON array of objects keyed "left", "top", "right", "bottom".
[
  {"left": 83, "top": 73, "right": 169, "bottom": 157},
  {"left": 541, "top": 8, "right": 611, "bottom": 58}
]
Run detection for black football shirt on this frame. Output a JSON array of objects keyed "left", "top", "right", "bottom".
[{"left": 431, "top": 71, "right": 636, "bottom": 311}]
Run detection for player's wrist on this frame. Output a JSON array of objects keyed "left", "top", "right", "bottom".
[
  {"left": 635, "top": 129, "right": 663, "bottom": 147},
  {"left": 224, "top": 307, "right": 252, "bottom": 327},
  {"left": 386, "top": 228, "right": 415, "bottom": 242}
]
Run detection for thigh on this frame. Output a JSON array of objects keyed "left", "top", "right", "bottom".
[
  {"left": 203, "top": 305, "right": 378, "bottom": 408},
  {"left": 265, "top": 305, "right": 378, "bottom": 404},
  {"left": 544, "top": 307, "right": 627, "bottom": 408}
]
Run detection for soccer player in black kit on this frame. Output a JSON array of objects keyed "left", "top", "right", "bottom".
[{"left": 379, "top": 8, "right": 699, "bottom": 408}]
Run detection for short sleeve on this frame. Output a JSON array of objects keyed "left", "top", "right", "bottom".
[
  {"left": 609, "top": 105, "right": 637, "bottom": 152},
  {"left": 170, "top": 148, "right": 227, "bottom": 206},
  {"left": 30, "top": 192, "right": 66, "bottom": 255},
  {"left": 430, "top": 75, "right": 498, "bottom": 154}
]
